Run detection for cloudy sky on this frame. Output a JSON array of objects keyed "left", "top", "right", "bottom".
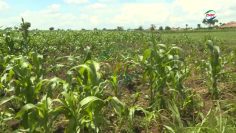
[{"left": 0, "top": 0, "right": 236, "bottom": 29}]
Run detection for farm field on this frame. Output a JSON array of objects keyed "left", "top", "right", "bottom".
[
  {"left": 163, "top": 30, "right": 236, "bottom": 45},
  {"left": 0, "top": 23, "right": 236, "bottom": 133}
]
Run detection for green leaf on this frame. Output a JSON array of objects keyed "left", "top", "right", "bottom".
[
  {"left": 109, "top": 97, "right": 126, "bottom": 115},
  {"left": 157, "top": 44, "right": 167, "bottom": 48},
  {"left": 143, "top": 49, "right": 151, "bottom": 62},
  {"left": 50, "top": 106, "right": 66, "bottom": 117},
  {"left": 65, "top": 118, "right": 76, "bottom": 133},
  {"left": 0, "top": 96, "right": 15, "bottom": 106},
  {"left": 129, "top": 107, "right": 135, "bottom": 121},
  {"left": 164, "top": 125, "right": 175, "bottom": 133},
  {"left": 213, "top": 45, "right": 220, "bottom": 54},
  {"left": 16, "top": 104, "right": 37, "bottom": 118},
  {"left": 80, "top": 96, "right": 103, "bottom": 108}
]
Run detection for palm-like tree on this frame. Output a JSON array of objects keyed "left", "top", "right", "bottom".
[
  {"left": 202, "top": 18, "right": 218, "bottom": 27},
  {"left": 185, "top": 24, "right": 188, "bottom": 29},
  {"left": 150, "top": 24, "right": 156, "bottom": 31}
]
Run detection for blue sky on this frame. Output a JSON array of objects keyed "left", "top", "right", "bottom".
[{"left": 0, "top": 0, "right": 236, "bottom": 29}]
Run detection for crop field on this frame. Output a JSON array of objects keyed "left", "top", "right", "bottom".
[
  {"left": 0, "top": 21, "right": 236, "bottom": 133},
  {"left": 163, "top": 30, "right": 236, "bottom": 45}
]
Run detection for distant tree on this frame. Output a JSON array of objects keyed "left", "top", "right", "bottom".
[
  {"left": 202, "top": 19, "right": 207, "bottom": 24},
  {"left": 165, "top": 26, "right": 171, "bottom": 30},
  {"left": 150, "top": 24, "right": 156, "bottom": 31},
  {"left": 215, "top": 25, "right": 219, "bottom": 28},
  {"left": 185, "top": 24, "right": 188, "bottom": 29},
  {"left": 158, "top": 26, "right": 163, "bottom": 31},
  {"left": 137, "top": 26, "right": 144, "bottom": 31},
  {"left": 202, "top": 18, "right": 219, "bottom": 27},
  {"left": 103, "top": 28, "right": 107, "bottom": 31},
  {"left": 93, "top": 28, "right": 98, "bottom": 31},
  {"left": 14, "top": 26, "right": 18, "bottom": 30},
  {"left": 117, "top": 26, "right": 124, "bottom": 31},
  {"left": 5, "top": 27, "right": 13, "bottom": 30},
  {"left": 49, "top": 27, "right": 54, "bottom": 31},
  {"left": 219, "top": 22, "right": 225, "bottom": 26},
  {"left": 197, "top": 24, "right": 201, "bottom": 29}
]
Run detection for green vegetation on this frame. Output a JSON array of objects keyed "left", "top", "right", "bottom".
[
  {"left": 0, "top": 21, "right": 236, "bottom": 133},
  {"left": 162, "top": 30, "right": 236, "bottom": 45}
]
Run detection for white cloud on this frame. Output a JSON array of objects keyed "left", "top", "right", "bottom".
[
  {"left": 173, "top": 0, "right": 236, "bottom": 26},
  {"left": 86, "top": 3, "right": 107, "bottom": 9},
  {"left": 77, "top": 0, "right": 236, "bottom": 28},
  {"left": 0, "top": 0, "right": 9, "bottom": 11},
  {"left": 64, "top": 0, "right": 89, "bottom": 5},
  {"left": 18, "top": 4, "right": 103, "bottom": 29},
  {"left": 48, "top": 4, "right": 61, "bottom": 12},
  {"left": 111, "top": 3, "right": 171, "bottom": 27},
  {"left": 97, "top": 0, "right": 117, "bottom": 3},
  {"left": 0, "top": 17, "right": 18, "bottom": 28},
  {"left": 109, "top": 0, "right": 236, "bottom": 28},
  {"left": 1, "top": 0, "right": 236, "bottom": 29}
]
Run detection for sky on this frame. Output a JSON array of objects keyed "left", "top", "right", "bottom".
[{"left": 0, "top": 0, "right": 236, "bottom": 29}]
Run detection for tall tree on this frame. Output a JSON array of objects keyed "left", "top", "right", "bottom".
[
  {"left": 117, "top": 26, "right": 124, "bottom": 31},
  {"left": 159, "top": 26, "right": 163, "bottom": 31},
  {"left": 202, "top": 18, "right": 218, "bottom": 27},
  {"left": 49, "top": 27, "right": 54, "bottom": 31},
  {"left": 150, "top": 24, "right": 156, "bottom": 31},
  {"left": 137, "top": 26, "right": 144, "bottom": 31},
  {"left": 197, "top": 24, "right": 201, "bottom": 29},
  {"left": 185, "top": 24, "right": 188, "bottom": 29},
  {"left": 165, "top": 26, "right": 171, "bottom": 30}
]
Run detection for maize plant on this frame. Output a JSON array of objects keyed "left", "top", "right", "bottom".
[
  {"left": 0, "top": 52, "right": 47, "bottom": 130},
  {"left": 141, "top": 43, "right": 186, "bottom": 109},
  {"left": 14, "top": 96, "right": 57, "bottom": 132},
  {"left": 53, "top": 91, "right": 106, "bottom": 133},
  {"left": 3, "top": 31, "right": 15, "bottom": 54},
  {"left": 53, "top": 60, "right": 107, "bottom": 132},
  {"left": 0, "top": 52, "right": 44, "bottom": 104},
  {"left": 19, "top": 18, "right": 31, "bottom": 53},
  {"left": 0, "top": 18, "right": 31, "bottom": 54},
  {"left": 108, "top": 96, "right": 154, "bottom": 132},
  {"left": 0, "top": 19, "right": 236, "bottom": 133},
  {"left": 108, "top": 63, "right": 121, "bottom": 97},
  {"left": 66, "top": 60, "right": 104, "bottom": 98},
  {"left": 205, "top": 40, "right": 222, "bottom": 99}
]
